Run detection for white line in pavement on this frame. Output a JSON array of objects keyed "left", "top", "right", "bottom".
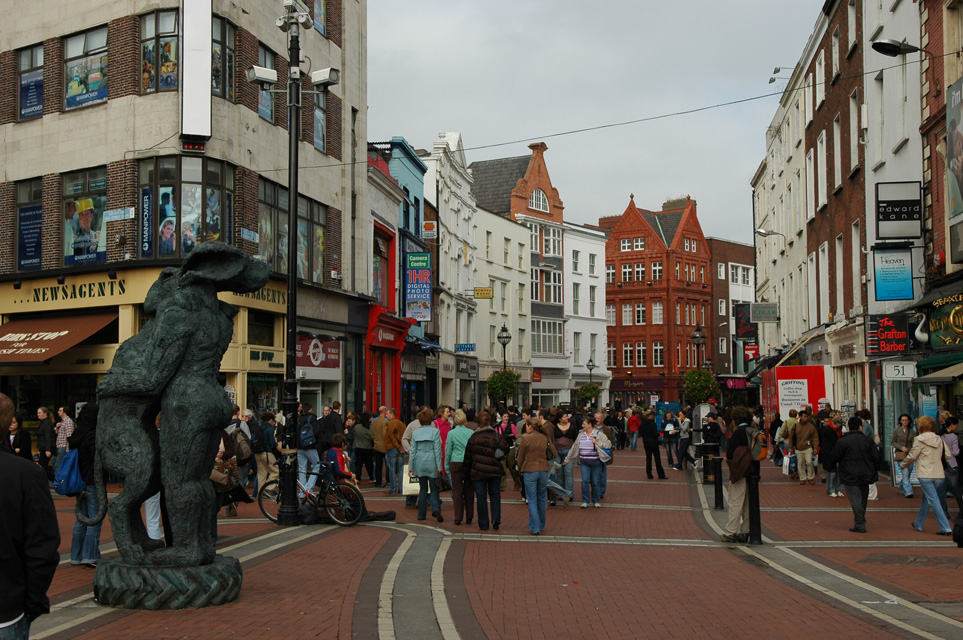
[
  {"left": 696, "top": 481, "right": 959, "bottom": 639},
  {"left": 32, "top": 609, "right": 113, "bottom": 639},
  {"left": 378, "top": 528, "right": 415, "bottom": 640},
  {"left": 431, "top": 537, "right": 459, "bottom": 640}
]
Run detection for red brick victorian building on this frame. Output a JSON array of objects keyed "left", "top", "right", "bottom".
[{"left": 599, "top": 196, "right": 712, "bottom": 406}]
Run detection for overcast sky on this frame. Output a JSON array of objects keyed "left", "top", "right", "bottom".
[{"left": 367, "top": 0, "right": 826, "bottom": 244}]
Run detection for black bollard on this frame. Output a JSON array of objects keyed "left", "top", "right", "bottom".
[
  {"left": 713, "top": 457, "right": 724, "bottom": 510},
  {"left": 747, "top": 471, "right": 762, "bottom": 544}
]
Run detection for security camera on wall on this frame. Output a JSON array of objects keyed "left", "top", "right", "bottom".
[
  {"left": 311, "top": 67, "right": 340, "bottom": 88},
  {"left": 246, "top": 65, "right": 278, "bottom": 90}
]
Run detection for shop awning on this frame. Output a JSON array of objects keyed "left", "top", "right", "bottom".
[
  {"left": 0, "top": 313, "right": 117, "bottom": 365},
  {"left": 912, "top": 362, "right": 963, "bottom": 385},
  {"left": 416, "top": 338, "right": 441, "bottom": 353},
  {"left": 915, "top": 351, "right": 963, "bottom": 372},
  {"left": 744, "top": 353, "right": 782, "bottom": 381}
]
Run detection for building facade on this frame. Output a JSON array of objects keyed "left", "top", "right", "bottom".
[
  {"left": 706, "top": 237, "right": 756, "bottom": 404},
  {"left": 0, "top": 0, "right": 369, "bottom": 418},
  {"left": 600, "top": 196, "right": 712, "bottom": 407}
]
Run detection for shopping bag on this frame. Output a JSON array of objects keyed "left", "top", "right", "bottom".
[
  {"left": 402, "top": 464, "right": 420, "bottom": 496},
  {"left": 54, "top": 449, "right": 86, "bottom": 496},
  {"left": 783, "top": 453, "right": 798, "bottom": 476}
]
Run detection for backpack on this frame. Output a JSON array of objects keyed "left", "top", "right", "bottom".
[
  {"left": 299, "top": 416, "right": 318, "bottom": 449},
  {"left": 746, "top": 425, "right": 769, "bottom": 461},
  {"left": 232, "top": 427, "right": 254, "bottom": 462},
  {"left": 54, "top": 448, "right": 86, "bottom": 496},
  {"left": 251, "top": 423, "right": 267, "bottom": 455}
]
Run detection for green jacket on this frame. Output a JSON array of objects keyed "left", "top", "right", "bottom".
[{"left": 445, "top": 425, "right": 474, "bottom": 477}]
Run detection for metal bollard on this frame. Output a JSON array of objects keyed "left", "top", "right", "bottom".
[
  {"left": 747, "top": 471, "right": 762, "bottom": 544},
  {"left": 713, "top": 457, "right": 724, "bottom": 510}
]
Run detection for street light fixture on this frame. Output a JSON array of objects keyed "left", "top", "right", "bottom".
[
  {"left": 497, "top": 324, "right": 512, "bottom": 371},
  {"left": 586, "top": 358, "right": 596, "bottom": 385},
  {"left": 246, "top": 2, "right": 339, "bottom": 527},
  {"left": 754, "top": 228, "right": 787, "bottom": 239},
  {"left": 701, "top": 357, "right": 713, "bottom": 371},
  {"left": 871, "top": 39, "right": 927, "bottom": 58},
  {"left": 690, "top": 325, "right": 707, "bottom": 347}
]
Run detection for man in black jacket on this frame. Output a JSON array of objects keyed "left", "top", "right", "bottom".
[
  {"left": 35, "top": 407, "right": 57, "bottom": 483},
  {"left": 0, "top": 392, "right": 61, "bottom": 639},
  {"left": 721, "top": 407, "right": 758, "bottom": 543},
  {"left": 827, "top": 417, "right": 881, "bottom": 533}
]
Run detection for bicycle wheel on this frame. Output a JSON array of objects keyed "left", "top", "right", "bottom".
[
  {"left": 257, "top": 480, "right": 281, "bottom": 523},
  {"left": 324, "top": 482, "right": 365, "bottom": 526}
]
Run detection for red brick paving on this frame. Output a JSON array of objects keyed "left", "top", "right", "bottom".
[{"left": 462, "top": 542, "right": 903, "bottom": 640}]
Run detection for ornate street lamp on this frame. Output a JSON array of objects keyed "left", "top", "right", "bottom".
[
  {"left": 701, "top": 357, "right": 713, "bottom": 371},
  {"left": 586, "top": 358, "right": 596, "bottom": 385},
  {"left": 497, "top": 324, "right": 512, "bottom": 371},
  {"left": 690, "top": 325, "right": 707, "bottom": 348}
]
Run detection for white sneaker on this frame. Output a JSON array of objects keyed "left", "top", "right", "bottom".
[
  {"left": 593, "top": 502, "right": 601, "bottom": 508},
  {"left": 580, "top": 502, "right": 588, "bottom": 508}
]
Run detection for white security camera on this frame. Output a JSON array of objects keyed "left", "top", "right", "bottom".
[
  {"left": 246, "top": 65, "right": 278, "bottom": 87},
  {"left": 311, "top": 67, "right": 340, "bottom": 88}
]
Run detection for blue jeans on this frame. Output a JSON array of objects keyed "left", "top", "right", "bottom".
[
  {"left": 826, "top": 470, "right": 842, "bottom": 495},
  {"left": 630, "top": 431, "right": 639, "bottom": 451},
  {"left": 523, "top": 471, "right": 548, "bottom": 533},
  {"left": 473, "top": 477, "right": 501, "bottom": 530},
  {"left": 298, "top": 448, "right": 321, "bottom": 496},
  {"left": 663, "top": 436, "right": 678, "bottom": 467},
  {"left": 71, "top": 484, "right": 102, "bottom": 564},
  {"left": 942, "top": 466, "right": 963, "bottom": 517},
  {"left": 914, "top": 477, "right": 952, "bottom": 533},
  {"left": 898, "top": 462, "right": 914, "bottom": 496},
  {"left": 553, "top": 449, "right": 575, "bottom": 497},
  {"left": 417, "top": 476, "right": 441, "bottom": 519},
  {"left": 53, "top": 446, "right": 67, "bottom": 476},
  {"left": 0, "top": 616, "right": 29, "bottom": 640},
  {"left": 580, "top": 459, "right": 603, "bottom": 504},
  {"left": 386, "top": 449, "right": 404, "bottom": 494}
]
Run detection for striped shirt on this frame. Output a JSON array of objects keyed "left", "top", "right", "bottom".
[{"left": 577, "top": 432, "right": 599, "bottom": 461}]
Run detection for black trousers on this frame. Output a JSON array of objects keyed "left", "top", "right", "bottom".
[
  {"left": 644, "top": 442, "right": 666, "bottom": 479},
  {"left": 844, "top": 483, "right": 869, "bottom": 531},
  {"left": 373, "top": 450, "right": 386, "bottom": 485},
  {"left": 355, "top": 448, "right": 375, "bottom": 482}
]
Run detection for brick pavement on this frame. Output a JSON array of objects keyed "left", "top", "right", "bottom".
[{"left": 28, "top": 446, "right": 963, "bottom": 639}]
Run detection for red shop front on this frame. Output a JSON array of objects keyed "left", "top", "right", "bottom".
[{"left": 366, "top": 305, "right": 411, "bottom": 413}]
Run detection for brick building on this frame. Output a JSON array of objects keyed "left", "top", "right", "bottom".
[
  {"left": 0, "top": 1, "right": 372, "bottom": 417},
  {"left": 705, "top": 238, "right": 755, "bottom": 395},
  {"left": 599, "top": 196, "right": 712, "bottom": 406}
]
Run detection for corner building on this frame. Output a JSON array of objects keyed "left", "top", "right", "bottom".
[
  {"left": 599, "top": 196, "right": 712, "bottom": 406},
  {"left": 0, "top": 1, "right": 369, "bottom": 416}
]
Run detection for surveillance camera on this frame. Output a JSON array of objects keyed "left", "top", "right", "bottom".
[
  {"left": 311, "top": 67, "right": 340, "bottom": 88},
  {"left": 247, "top": 65, "right": 278, "bottom": 86}
]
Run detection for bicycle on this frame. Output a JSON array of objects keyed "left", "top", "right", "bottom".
[{"left": 258, "top": 461, "right": 365, "bottom": 526}]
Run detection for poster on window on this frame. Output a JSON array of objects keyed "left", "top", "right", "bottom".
[
  {"left": 405, "top": 253, "right": 432, "bottom": 322},
  {"left": 17, "top": 205, "right": 42, "bottom": 271},
  {"left": 157, "top": 186, "right": 177, "bottom": 256},
  {"left": 258, "top": 88, "right": 273, "bottom": 121},
  {"left": 65, "top": 55, "right": 108, "bottom": 109},
  {"left": 142, "top": 41, "right": 156, "bottom": 92},
  {"left": 312, "top": 227, "right": 326, "bottom": 282},
  {"left": 140, "top": 187, "right": 154, "bottom": 257},
  {"left": 278, "top": 219, "right": 289, "bottom": 273},
  {"left": 158, "top": 37, "right": 178, "bottom": 88},
  {"left": 19, "top": 69, "right": 43, "bottom": 119},
  {"left": 873, "top": 248, "right": 914, "bottom": 301},
  {"left": 258, "top": 205, "right": 274, "bottom": 264},
  {"left": 297, "top": 219, "right": 309, "bottom": 278},
  {"left": 204, "top": 187, "right": 221, "bottom": 242},
  {"left": 314, "top": 105, "right": 325, "bottom": 152},
  {"left": 181, "top": 184, "right": 201, "bottom": 255},
  {"left": 63, "top": 196, "right": 106, "bottom": 265},
  {"left": 948, "top": 76, "right": 963, "bottom": 222},
  {"left": 314, "top": 0, "right": 326, "bottom": 34},
  {"left": 211, "top": 42, "right": 223, "bottom": 93}
]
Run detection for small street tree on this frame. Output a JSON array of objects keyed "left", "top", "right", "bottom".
[
  {"left": 486, "top": 369, "right": 520, "bottom": 405},
  {"left": 682, "top": 369, "right": 720, "bottom": 406},
  {"left": 577, "top": 382, "right": 601, "bottom": 406}
]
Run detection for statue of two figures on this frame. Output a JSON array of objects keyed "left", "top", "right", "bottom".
[{"left": 77, "top": 243, "right": 270, "bottom": 609}]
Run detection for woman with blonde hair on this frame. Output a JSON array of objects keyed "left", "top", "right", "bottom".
[
  {"left": 903, "top": 415, "right": 953, "bottom": 535},
  {"left": 445, "top": 409, "right": 475, "bottom": 525}
]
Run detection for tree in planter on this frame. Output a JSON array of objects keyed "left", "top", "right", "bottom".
[
  {"left": 682, "top": 369, "right": 720, "bottom": 406},
  {"left": 486, "top": 369, "right": 520, "bottom": 405},
  {"left": 577, "top": 382, "right": 601, "bottom": 406}
]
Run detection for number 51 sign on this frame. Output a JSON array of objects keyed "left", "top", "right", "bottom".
[{"left": 882, "top": 361, "right": 916, "bottom": 381}]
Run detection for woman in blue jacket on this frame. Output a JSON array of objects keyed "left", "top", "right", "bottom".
[{"left": 409, "top": 409, "right": 444, "bottom": 522}]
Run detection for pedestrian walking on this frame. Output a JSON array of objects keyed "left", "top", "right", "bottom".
[
  {"left": 827, "top": 417, "right": 882, "bottom": 533},
  {"left": 463, "top": 419, "right": 510, "bottom": 531},
  {"left": 627, "top": 408, "right": 641, "bottom": 451},
  {"left": 370, "top": 406, "right": 388, "bottom": 487},
  {"left": 640, "top": 410, "right": 666, "bottom": 480},
  {"left": 563, "top": 417, "right": 611, "bottom": 507},
  {"left": 67, "top": 403, "right": 102, "bottom": 567},
  {"left": 821, "top": 415, "right": 843, "bottom": 498},
  {"left": 445, "top": 409, "right": 475, "bottom": 525},
  {"left": 892, "top": 413, "right": 917, "bottom": 498},
  {"left": 792, "top": 408, "right": 819, "bottom": 485},
  {"left": 350, "top": 412, "right": 375, "bottom": 483},
  {"left": 675, "top": 408, "right": 697, "bottom": 471},
  {"left": 661, "top": 411, "right": 680, "bottom": 468},
  {"left": 903, "top": 415, "right": 953, "bottom": 535},
  {"left": 409, "top": 412, "right": 444, "bottom": 523},
  {"left": 551, "top": 412, "right": 578, "bottom": 504},
  {"left": 7, "top": 413, "right": 33, "bottom": 461},
  {"left": 53, "top": 406, "right": 75, "bottom": 475},
  {"left": 940, "top": 417, "right": 963, "bottom": 518},
  {"left": 516, "top": 417, "right": 558, "bottom": 535},
  {"left": 35, "top": 407, "right": 56, "bottom": 483},
  {"left": 721, "top": 407, "right": 757, "bottom": 543}
]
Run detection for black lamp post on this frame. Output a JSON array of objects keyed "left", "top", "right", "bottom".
[
  {"left": 701, "top": 357, "right": 713, "bottom": 371},
  {"left": 690, "top": 324, "right": 707, "bottom": 348},
  {"left": 497, "top": 324, "right": 512, "bottom": 371},
  {"left": 586, "top": 358, "right": 596, "bottom": 385}
]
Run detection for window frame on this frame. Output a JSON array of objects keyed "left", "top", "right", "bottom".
[
  {"left": 17, "top": 44, "right": 44, "bottom": 121},
  {"left": 64, "top": 26, "right": 109, "bottom": 111},
  {"left": 212, "top": 16, "right": 236, "bottom": 101},
  {"left": 529, "top": 188, "right": 549, "bottom": 213},
  {"left": 140, "top": 10, "right": 179, "bottom": 95},
  {"left": 257, "top": 45, "right": 276, "bottom": 122},
  {"left": 16, "top": 178, "right": 43, "bottom": 271},
  {"left": 62, "top": 167, "right": 108, "bottom": 266},
  {"left": 633, "top": 237, "right": 644, "bottom": 250}
]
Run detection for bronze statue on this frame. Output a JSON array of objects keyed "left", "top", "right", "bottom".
[{"left": 78, "top": 242, "right": 269, "bottom": 608}]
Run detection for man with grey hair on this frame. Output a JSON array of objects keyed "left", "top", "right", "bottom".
[
  {"left": 371, "top": 405, "right": 389, "bottom": 487},
  {"left": 0, "top": 392, "right": 61, "bottom": 639}
]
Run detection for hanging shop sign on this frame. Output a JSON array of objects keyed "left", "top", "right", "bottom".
[
  {"left": 866, "top": 314, "right": 911, "bottom": 356},
  {"left": 404, "top": 253, "right": 432, "bottom": 322},
  {"left": 295, "top": 335, "right": 341, "bottom": 369},
  {"left": 876, "top": 181, "right": 923, "bottom": 240},
  {"left": 873, "top": 248, "right": 914, "bottom": 301}
]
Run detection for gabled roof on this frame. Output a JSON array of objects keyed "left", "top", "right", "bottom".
[
  {"left": 640, "top": 210, "right": 684, "bottom": 248},
  {"left": 468, "top": 155, "right": 530, "bottom": 215}
]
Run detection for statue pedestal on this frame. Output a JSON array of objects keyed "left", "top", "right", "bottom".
[{"left": 93, "top": 555, "right": 242, "bottom": 609}]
